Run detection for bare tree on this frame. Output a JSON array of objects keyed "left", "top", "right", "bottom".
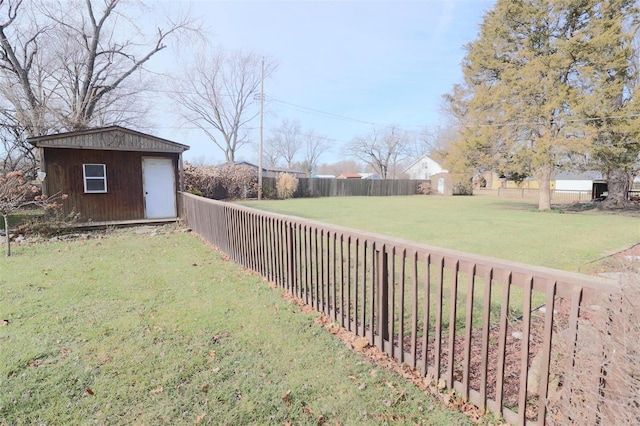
[
  {"left": 170, "top": 48, "right": 276, "bottom": 162},
  {"left": 0, "top": 0, "right": 197, "bottom": 171},
  {"left": 0, "top": 0, "right": 49, "bottom": 136},
  {"left": 265, "top": 118, "right": 301, "bottom": 168},
  {"left": 298, "top": 130, "right": 330, "bottom": 176},
  {"left": 345, "top": 126, "right": 414, "bottom": 179},
  {"left": 41, "top": 0, "right": 196, "bottom": 130},
  {"left": 0, "top": 111, "right": 36, "bottom": 175},
  {"left": 260, "top": 140, "right": 280, "bottom": 168},
  {"left": 316, "top": 160, "right": 365, "bottom": 176},
  {"left": 263, "top": 119, "right": 330, "bottom": 175}
]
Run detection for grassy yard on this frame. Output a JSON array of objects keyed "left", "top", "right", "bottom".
[
  {"left": 240, "top": 195, "right": 640, "bottom": 272},
  {"left": 0, "top": 227, "right": 477, "bottom": 425}
]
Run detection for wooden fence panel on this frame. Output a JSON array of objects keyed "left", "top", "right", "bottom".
[
  {"left": 496, "top": 188, "right": 592, "bottom": 202},
  {"left": 179, "top": 192, "right": 616, "bottom": 425},
  {"left": 262, "top": 177, "right": 429, "bottom": 198}
]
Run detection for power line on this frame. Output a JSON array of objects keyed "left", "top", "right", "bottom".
[
  {"left": 151, "top": 87, "right": 640, "bottom": 139},
  {"left": 155, "top": 123, "right": 352, "bottom": 145},
  {"left": 146, "top": 87, "right": 431, "bottom": 135},
  {"left": 270, "top": 98, "right": 377, "bottom": 126}
]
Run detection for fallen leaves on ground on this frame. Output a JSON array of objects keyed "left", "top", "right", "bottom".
[
  {"left": 277, "top": 290, "right": 496, "bottom": 425},
  {"left": 211, "top": 332, "right": 231, "bottom": 344},
  {"left": 282, "top": 389, "right": 292, "bottom": 405},
  {"left": 150, "top": 386, "right": 163, "bottom": 394},
  {"left": 352, "top": 337, "right": 370, "bottom": 352}
]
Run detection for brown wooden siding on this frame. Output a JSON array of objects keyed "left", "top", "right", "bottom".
[{"left": 44, "top": 148, "right": 179, "bottom": 222}]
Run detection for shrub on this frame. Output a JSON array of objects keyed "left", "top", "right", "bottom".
[
  {"left": 261, "top": 183, "right": 275, "bottom": 200},
  {"left": 183, "top": 163, "right": 223, "bottom": 199},
  {"left": 15, "top": 209, "right": 81, "bottom": 237},
  {"left": 276, "top": 173, "right": 298, "bottom": 199},
  {"left": 222, "top": 165, "right": 259, "bottom": 199},
  {"left": 452, "top": 179, "right": 473, "bottom": 195},
  {"left": 1, "top": 170, "right": 67, "bottom": 255},
  {"left": 184, "top": 163, "right": 259, "bottom": 200},
  {"left": 417, "top": 182, "right": 431, "bottom": 195}
]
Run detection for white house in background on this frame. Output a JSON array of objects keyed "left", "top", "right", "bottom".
[
  {"left": 403, "top": 155, "right": 447, "bottom": 180},
  {"left": 553, "top": 171, "right": 603, "bottom": 192}
]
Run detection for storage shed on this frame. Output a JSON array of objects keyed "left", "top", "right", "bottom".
[{"left": 28, "top": 126, "right": 189, "bottom": 224}]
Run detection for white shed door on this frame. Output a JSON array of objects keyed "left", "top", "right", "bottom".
[{"left": 142, "top": 157, "right": 177, "bottom": 219}]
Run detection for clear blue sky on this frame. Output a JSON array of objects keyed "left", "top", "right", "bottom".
[{"left": 149, "top": 0, "right": 494, "bottom": 164}]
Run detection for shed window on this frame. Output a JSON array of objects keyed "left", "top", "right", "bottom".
[{"left": 83, "top": 164, "right": 107, "bottom": 193}]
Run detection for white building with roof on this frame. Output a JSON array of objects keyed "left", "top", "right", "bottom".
[
  {"left": 553, "top": 171, "right": 604, "bottom": 192},
  {"left": 403, "top": 155, "right": 447, "bottom": 180}
]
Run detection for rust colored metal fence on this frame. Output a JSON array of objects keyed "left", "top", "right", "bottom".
[{"left": 179, "top": 192, "right": 615, "bottom": 425}]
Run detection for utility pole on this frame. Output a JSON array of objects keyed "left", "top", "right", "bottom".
[{"left": 258, "top": 57, "right": 264, "bottom": 200}]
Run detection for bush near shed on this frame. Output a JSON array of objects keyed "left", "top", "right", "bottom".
[
  {"left": 184, "top": 163, "right": 259, "bottom": 200},
  {"left": 0, "top": 170, "right": 67, "bottom": 256}
]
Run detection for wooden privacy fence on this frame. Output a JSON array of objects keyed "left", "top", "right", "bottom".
[
  {"left": 496, "top": 188, "right": 592, "bottom": 203},
  {"left": 179, "top": 192, "right": 616, "bottom": 425},
  {"left": 262, "top": 177, "right": 429, "bottom": 198}
]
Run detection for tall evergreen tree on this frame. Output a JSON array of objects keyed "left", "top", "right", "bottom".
[
  {"left": 446, "top": 0, "right": 640, "bottom": 209},
  {"left": 458, "top": 0, "right": 586, "bottom": 210},
  {"left": 572, "top": 0, "right": 640, "bottom": 207}
]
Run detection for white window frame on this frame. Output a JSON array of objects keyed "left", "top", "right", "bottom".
[{"left": 83, "top": 163, "right": 107, "bottom": 193}]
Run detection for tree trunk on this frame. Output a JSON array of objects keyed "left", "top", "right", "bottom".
[
  {"left": 536, "top": 166, "right": 552, "bottom": 210},
  {"left": 601, "top": 169, "right": 630, "bottom": 209},
  {"left": 3, "top": 214, "right": 10, "bottom": 257}
]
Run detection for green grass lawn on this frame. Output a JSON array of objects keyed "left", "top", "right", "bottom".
[
  {"left": 0, "top": 227, "right": 477, "bottom": 425},
  {"left": 240, "top": 195, "right": 640, "bottom": 272}
]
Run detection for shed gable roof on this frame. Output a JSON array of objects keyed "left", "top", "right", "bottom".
[{"left": 27, "top": 126, "right": 189, "bottom": 153}]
